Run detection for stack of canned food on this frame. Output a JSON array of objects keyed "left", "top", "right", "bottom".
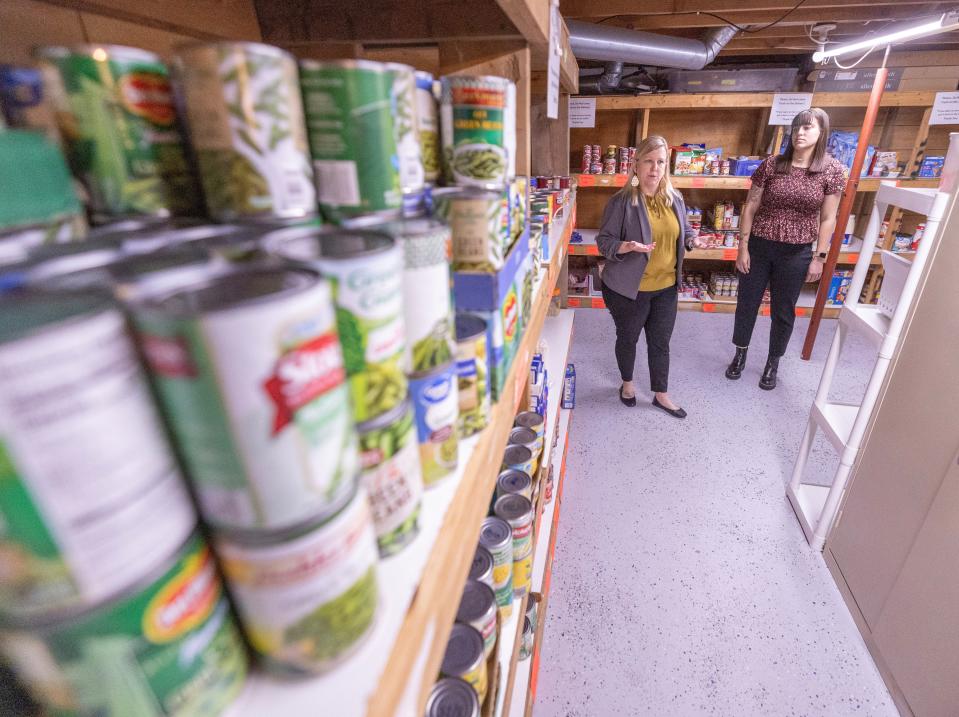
[{"left": 580, "top": 144, "right": 636, "bottom": 175}]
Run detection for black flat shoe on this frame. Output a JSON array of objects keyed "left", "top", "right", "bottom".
[
  {"left": 619, "top": 387, "right": 637, "bottom": 407},
  {"left": 652, "top": 397, "right": 687, "bottom": 419},
  {"left": 725, "top": 346, "right": 748, "bottom": 380},
  {"left": 759, "top": 356, "right": 779, "bottom": 391}
]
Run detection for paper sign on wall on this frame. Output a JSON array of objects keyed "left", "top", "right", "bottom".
[
  {"left": 769, "top": 93, "right": 813, "bottom": 125},
  {"left": 930, "top": 91, "right": 959, "bottom": 125},
  {"left": 547, "top": 0, "right": 561, "bottom": 119},
  {"left": 568, "top": 97, "right": 595, "bottom": 128}
]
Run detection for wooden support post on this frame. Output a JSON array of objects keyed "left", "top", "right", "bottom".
[
  {"left": 640, "top": 108, "right": 650, "bottom": 142},
  {"left": 802, "top": 66, "right": 889, "bottom": 360},
  {"left": 753, "top": 107, "right": 771, "bottom": 155},
  {"left": 770, "top": 125, "right": 785, "bottom": 156}
]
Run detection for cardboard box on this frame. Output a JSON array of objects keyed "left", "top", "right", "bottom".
[{"left": 453, "top": 227, "right": 531, "bottom": 312}]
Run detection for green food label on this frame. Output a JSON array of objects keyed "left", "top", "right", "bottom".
[{"left": 441, "top": 76, "right": 510, "bottom": 186}]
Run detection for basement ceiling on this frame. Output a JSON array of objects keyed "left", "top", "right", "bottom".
[{"left": 560, "top": 0, "right": 959, "bottom": 61}]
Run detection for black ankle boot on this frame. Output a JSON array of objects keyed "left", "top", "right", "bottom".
[
  {"left": 759, "top": 356, "right": 780, "bottom": 390},
  {"left": 725, "top": 346, "right": 748, "bottom": 380}
]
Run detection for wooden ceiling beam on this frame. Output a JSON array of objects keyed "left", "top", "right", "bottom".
[{"left": 561, "top": 0, "right": 948, "bottom": 19}]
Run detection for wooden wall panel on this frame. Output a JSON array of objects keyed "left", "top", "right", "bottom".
[
  {"left": 78, "top": 14, "right": 195, "bottom": 58},
  {"left": 0, "top": 0, "right": 85, "bottom": 64}
]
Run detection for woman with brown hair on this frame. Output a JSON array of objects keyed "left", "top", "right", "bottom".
[
  {"left": 725, "top": 107, "right": 846, "bottom": 390},
  {"left": 595, "top": 135, "right": 706, "bottom": 418}
]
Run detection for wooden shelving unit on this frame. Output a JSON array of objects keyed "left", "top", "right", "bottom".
[{"left": 573, "top": 174, "right": 941, "bottom": 192}]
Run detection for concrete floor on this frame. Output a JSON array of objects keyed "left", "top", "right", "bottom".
[{"left": 534, "top": 310, "right": 899, "bottom": 717}]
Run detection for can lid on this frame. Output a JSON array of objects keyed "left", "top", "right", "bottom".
[
  {"left": 494, "top": 494, "right": 533, "bottom": 525},
  {"left": 455, "top": 314, "right": 487, "bottom": 342},
  {"left": 408, "top": 359, "right": 455, "bottom": 382},
  {"left": 0, "top": 289, "right": 111, "bottom": 344},
  {"left": 523, "top": 616, "right": 533, "bottom": 635},
  {"left": 514, "top": 412, "right": 544, "bottom": 431},
  {"left": 176, "top": 41, "right": 293, "bottom": 62},
  {"left": 38, "top": 44, "right": 163, "bottom": 64},
  {"left": 508, "top": 426, "right": 537, "bottom": 447},
  {"left": 441, "top": 623, "right": 485, "bottom": 676},
  {"left": 497, "top": 469, "right": 531, "bottom": 495},
  {"left": 502, "top": 444, "right": 533, "bottom": 465},
  {"left": 299, "top": 58, "right": 390, "bottom": 73},
  {"left": 469, "top": 546, "right": 494, "bottom": 582},
  {"left": 479, "top": 517, "right": 512, "bottom": 550},
  {"left": 456, "top": 579, "right": 496, "bottom": 623},
  {"left": 262, "top": 226, "right": 396, "bottom": 263},
  {"left": 381, "top": 217, "right": 449, "bottom": 241},
  {"left": 431, "top": 187, "right": 504, "bottom": 202},
  {"left": 26, "top": 248, "right": 122, "bottom": 285},
  {"left": 425, "top": 677, "right": 480, "bottom": 717},
  {"left": 383, "top": 62, "right": 415, "bottom": 73}
]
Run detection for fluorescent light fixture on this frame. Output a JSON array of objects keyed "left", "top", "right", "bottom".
[{"left": 813, "top": 11, "right": 959, "bottom": 62}]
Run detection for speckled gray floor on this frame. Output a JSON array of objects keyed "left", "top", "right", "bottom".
[{"left": 534, "top": 311, "right": 899, "bottom": 717}]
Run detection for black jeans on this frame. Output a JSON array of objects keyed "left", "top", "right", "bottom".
[
  {"left": 733, "top": 235, "right": 813, "bottom": 358},
  {"left": 601, "top": 281, "right": 678, "bottom": 392}
]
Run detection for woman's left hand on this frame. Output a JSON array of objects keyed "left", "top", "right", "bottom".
[{"left": 806, "top": 257, "right": 824, "bottom": 282}]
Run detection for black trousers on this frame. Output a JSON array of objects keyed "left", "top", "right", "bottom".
[
  {"left": 733, "top": 235, "right": 813, "bottom": 358},
  {"left": 601, "top": 281, "right": 678, "bottom": 392}
]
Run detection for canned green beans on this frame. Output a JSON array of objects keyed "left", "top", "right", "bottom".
[
  {"left": 479, "top": 516, "right": 513, "bottom": 616},
  {"left": 299, "top": 59, "right": 402, "bottom": 224},
  {"left": 261, "top": 226, "right": 406, "bottom": 423},
  {"left": 415, "top": 72, "right": 440, "bottom": 183},
  {"left": 440, "top": 623, "right": 488, "bottom": 702},
  {"left": 0, "top": 291, "right": 197, "bottom": 619},
  {"left": 356, "top": 400, "right": 423, "bottom": 556},
  {"left": 175, "top": 42, "right": 317, "bottom": 222},
  {"left": 496, "top": 469, "right": 532, "bottom": 502},
  {"left": 385, "top": 63, "right": 425, "bottom": 196},
  {"left": 426, "top": 677, "right": 480, "bottom": 717},
  {"left": 37, "top": 45, "right": 199, "bottom": 219},
  {"left": 456, "top": 579, "right": 497, "bottom": 659},
  {"left": 440, "top": 75, "right": 511, "bottom": 188},
  {"left": 494, "top": 494, "right": 534, "bottom": 598},
  {"left": 432, "top": 187, "right": 510, "bottom": 272},
  {"left": 409, "top": 361, "right": 459, "bottom": 486},
  {"left": 469, "top": 545, "right": 495, "bottom": 591},
  {"left": 215, "top": 486, "right": 378, "bottom": 675},
  {"left": 454, "top": 314, "right": 491, "bottom": 437},
  {"left": 132, "top": 265, "right": 359, "bottom": 532},
  {"left": 0, "top": 533, "right": 247, "bottom": 717}
]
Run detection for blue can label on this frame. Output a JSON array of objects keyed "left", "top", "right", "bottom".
[{"left": 409, "top": 362, "right": 459, "bottom": 486}]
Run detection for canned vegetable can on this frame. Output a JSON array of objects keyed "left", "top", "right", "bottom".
[
  {"left": 440, "top": 75, "right": 510, "bottom": 188},
  {"left": 432, "top": 187, "right": 510, "bottom": 272},
  {"left": 414, "top": 71, "right": 441, "bottom": 183},
  {"left": 508, "top": 425, "right": 540, "bottom": 473},
  {"left": 494, "top": 493, "right": 534, "bottom": 598},
  {"left": 0, "top": 533, "right": 248, "bottom": 717},
  {"left": 469, "top": 546, "right": 495, "bottom": 591},
  {"left": 216, "top": 485, "right": 378, "bottom": 674},
  {"left": 496, "top": 469, "right": 532, "bottom": 502},
  {"left": 456, "top": 579, "right": 498, "bottom": 659},
  {"left": 299, "top": 60, "right": 402, "bottom": 224},
  {"left": 175, "top": 42, "right": 317, "bottom": 222},
  {"left": 426, "top": 677, "right": 481, "bottom": 717},
  {"left": 37, "top": 45, "right": 200, "bottom": 219},
  {"left": 440, "top": 623, "right": 488, "bottom": 702},
  {"left": 502, "top": 443, "right": 535, "bottom": 478},
  {"left": 519, "top": 616, "right": 533, "bottom": 660},
  {"left": 454, "top": 314, "right": 491, "bottom": 437},
  {"left": 479, "top": 516, "right": 513, "bottom": 614},
  {"left": 132, "top": 266, "right": 359, "bottom": 532},
  {"left": 356, "top": 400, "right": 423, "bottom": 556},
  {"left": 385, "top": 63, "right": 425, "bottom": 196},
  {"left": 261, "top": 226, "right": 407, "bottom": 423},
  {"left": 0, "top": 291, "right": 197, "bottom": 618},
  {"left": 408, "top": 361, "right": 459, "bottom": 486}
]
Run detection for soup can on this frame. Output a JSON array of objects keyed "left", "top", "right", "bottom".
[
  {"left": 496, "top": 469, "right": 532, "bottom": 502},
  {"left": 409, "top": 361, "right": 459, "bottom": 486},
  {"left": 385, "top": 63, "right": 425, "bottom": 196},
  {"left": 508, "top": 426, "right": 540, "bottom": 473},
  {"left": 468, "top": 545, "right": 495, "bottom": 591},
  {"left": 174, "top": 42, "right": 316, "bottom": 222},
  {"left": 298, "top": 59, "right": 401, "bottom": 224},
  {"left": 0, "top": 533, "right": 247, "bottom": 717},
  {"left": 432, "top": 187, "right": 510, "bottom": 272},
  {"left": 215, "top": 485, "right": 379, "bottom": 675},
  {"left": 131, "top": 265, "right": 359, "bottom": 532},
  {"left": 261, "top": 226, "right": 406, "bottom": 423},
  {"left": 456, "top": 579, "right": 497, "bottom": 659},
  {"left": 479, "top": 517, "right": 513, "bottom": 614},
  {"left": 440, "top": 623, "right": 488, "bottom": 702},
  {"left": 415, "top": 71, "right": 441, "bottom": 183},
  {"left": 494, "top": 494, "right": 534, "bottom": 598},
  {"left": 439, "top": 75, "right": 510, "bottom": 188},
  {"left": 502, "top": 443, "right": 534, "bottom": 477},
  {"left": 518, "top": 616, "right": 534, "bottom": 660},
  {"left": 356, "top": 399, "right": 423, "bottom": 556},
  {"left": 0, "top": 290, "right": 197, "bottom": 619},
  {"left": 514, "top": 411, "right": 544, "bottom": 451},
  {"left": 454, "top": 313, "right": 491, "bottom": 437},
  {"left": 426, "top": 677, "right": 480, "bottom": 717}
]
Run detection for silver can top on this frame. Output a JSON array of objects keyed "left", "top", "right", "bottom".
[
  {"left": 425, "top": 677, "right": 480, "bottom": 717},
  {"left": 440, "top": 623, "right": 485, "bottom": 677}
]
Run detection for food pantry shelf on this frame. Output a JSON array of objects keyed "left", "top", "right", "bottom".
[
  {"left": 572, "top": 174, "right": 940, "bottom": 192},
  {"left": 495, "top": 308, "right": 575, "bottom": 716},
  {"left": 235, "top": 206, "right": 576, "bottom": 717}
]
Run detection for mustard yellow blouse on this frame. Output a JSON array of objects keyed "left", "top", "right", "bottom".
[{"left": 638, "top": 195, "right": 679, "bottom": 292}]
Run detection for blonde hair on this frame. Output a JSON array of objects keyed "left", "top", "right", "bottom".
[{"left": 618, "top": 135, "right": 676, "bottom": 208}]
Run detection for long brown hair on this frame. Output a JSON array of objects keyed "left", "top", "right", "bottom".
[
  {"left": 775, "top": 107, "right": 830, "bottom": 174},
  {"left": 618, "top": 135, "right": 676, "bottom": 207}
]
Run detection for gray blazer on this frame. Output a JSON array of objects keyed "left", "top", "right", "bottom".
[{"left": 595, "top": 190, "right": 698, "bottom": 298}]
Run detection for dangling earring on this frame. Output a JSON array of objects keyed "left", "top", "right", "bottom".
[{"left": 630, "top": 175, "right": 640, "bottom": 188}]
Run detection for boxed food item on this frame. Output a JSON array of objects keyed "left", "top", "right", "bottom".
[
  {"left": 918, "top": 156, "right": 945, "bottom": 178},
  {"left": 827, "top": 270, "right": 854, "bottom": 305},
  {"left": 672, "top": 144, "right": 706, "bottom": 175},
  {"left": 561, "top": 364, "right": 576, "bottom": 409},
  {"left": 870, "top": 151, "right": 899, "bottom": 177},
  {"left": 730, "top": 156, "right": 763, "bottom": 176}
]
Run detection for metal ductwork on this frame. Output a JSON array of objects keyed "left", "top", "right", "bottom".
[
  {"left": 579, "top": 61, "right": 625, "bottom": 94},
  {"left": 568, "top": 19, "right": 738, "bottom": 73}
]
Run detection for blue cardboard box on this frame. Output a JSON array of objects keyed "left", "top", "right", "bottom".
[{"left": 453, "top": 226, "right": 531, "bottom": 312}]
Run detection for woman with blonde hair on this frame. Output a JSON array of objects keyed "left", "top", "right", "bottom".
[{"left": 595, "top": 135, "right": 706, "bottom": 418}]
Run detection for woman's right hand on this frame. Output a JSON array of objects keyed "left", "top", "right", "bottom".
[
  {"left": 736, "top": 246, "right": 750, "bottom": 274},
  {"left": 620, "top": 240, "right": 655, "bottom": 254}
]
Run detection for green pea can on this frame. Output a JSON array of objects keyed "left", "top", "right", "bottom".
[
  {"left": 440, "top": 75, "right": 511, "bottom": 188},
  {"left": 36, "top": 45, "right": 200, "bottom": 220},
  {"left": 0, "top": 533, "right": 248, "bottom": 717},
  {"left": 356, "top": 400, "right": 423, "bottom": 557},
  {"left": 415, "top": 71, "right": 441, "bottom": 183},
  {"left": 385, "top": 63, "right": 425, "bottom": 196},
  {"left": 408, "top": 361, "right": 459, "bottom": 487},
  {"left": 215, "top": 485, "right": 379, "bottom": 675},
  {"left": 261, "top": 226, "right": 407, "bottom": 423},
  {"left": 432, "top": 187, "right": 510, "bottom": 272},
  {"left": 131, "top": 265, "right": 359, "bottom": 533},
  {"left": 298, "top": 60, "right": 402, "bottom": 224},
  {"left": 174, "top": 42, "right": 317, "bottom": 222}
]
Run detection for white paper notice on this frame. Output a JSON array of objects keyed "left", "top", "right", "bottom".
[
  {"left": 930, "top": 91, "right": 959, "bottom": 125},
  {"left": 769, "top": 93, "right": 813, "bottom": 125},
  {"left": 547, "top": 0, "right": 561, "bottom": 119},
  {"left": 568, "top": 97, "right": 595, "bottom": 128}
]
